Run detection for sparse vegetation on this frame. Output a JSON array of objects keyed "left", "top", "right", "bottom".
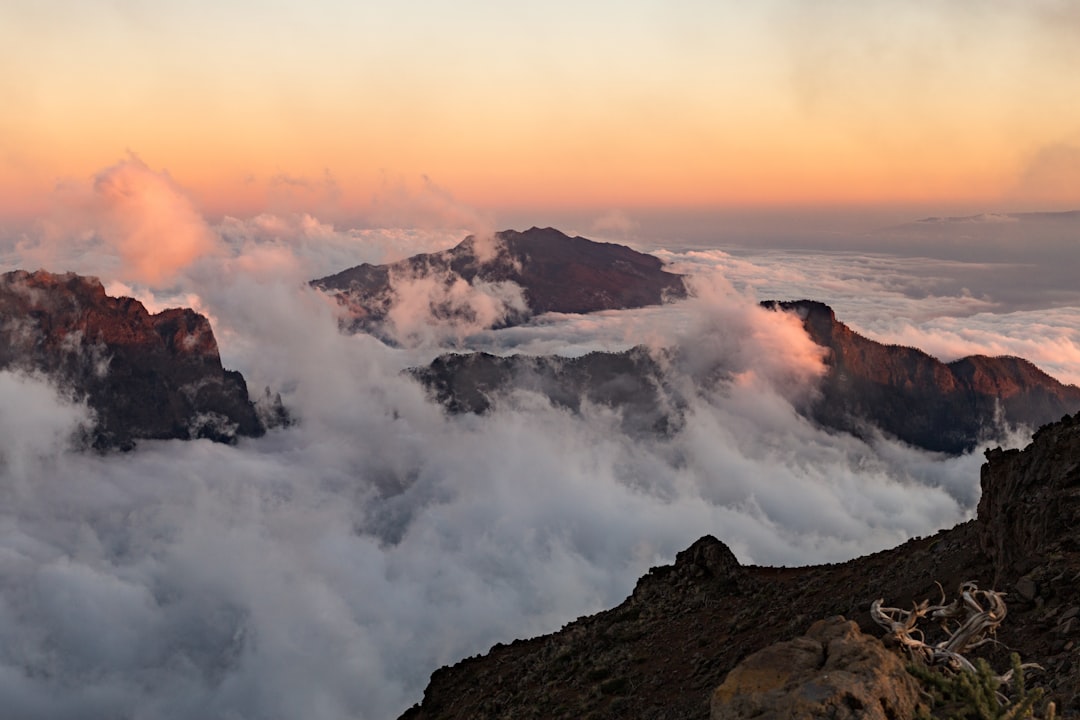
[
  {"left": 910, "top": 653, "right": 1055, "bottom": 720},
  {"left": 874, "top": 583, "right": 1056, "bottom": 719}
]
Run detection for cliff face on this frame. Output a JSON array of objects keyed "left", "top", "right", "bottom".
[
  {"left": 410, "top": 301, "right": 1080, "bottom": 455},
  {"left": 399, "top": 412, "right": 1080, "bottom": 719},
  {"left": 0, "top": 270, "right": 264, "bottom": 449},
  {"left": 770, "top": 301, "right": 1080, "bottom": 453},
  {"left": 312, "top": 227, "right": 687, "bottom": 334},
  {"left": 978, "top": 413, "right": 1080, "bottom": 581}
]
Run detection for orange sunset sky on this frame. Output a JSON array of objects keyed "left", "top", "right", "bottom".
[{"left": 2, "top": 1, "right": 1080, "bottom": 227}]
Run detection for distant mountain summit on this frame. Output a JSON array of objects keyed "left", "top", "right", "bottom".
[
  {"left": 0, "top": 270, "right": 268, "bottom": 449},
  {"left": 312, "top": 227, "right": 687, "bottom": 337}
]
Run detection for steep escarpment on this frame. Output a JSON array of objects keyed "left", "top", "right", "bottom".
[
  {"left": 0, "top": 269, "right": 265, "bottom": 449},
  {"left": 410, "top": 301, "right": 1080, "bottom": 454},
  {"left": 768, "top": 300, "right": 1080, "bottom": 453},
  {"left": 400, "top": 412, "right": 1080, "bottom": 719},
  {"left": 312, "top": 227, "right": 687, "bottom": 335}
]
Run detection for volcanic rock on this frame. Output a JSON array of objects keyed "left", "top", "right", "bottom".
[
  {"left": 410, "top": 300, "right": 1080, "bottom": 454},
  {"left": 399, "top": 411, "right": 1080, "bottom": 719},
  {"left": 709, "top": 616, "right": 922, "bottom": 720},
  {"left": 312, "top": 227, "right": 687, "bottom": 336},
  {"left": 408, "top": 346, "right": 681, "bottom": 435},
  {"left": 0, "top": 269, "right": 264, "bottom": 449},
  {"left": 978, "top": 412, "right": 1080, "bottom": 581},
  {"left": 766, "top": 300, "right": 1080, "bottom": 454}
]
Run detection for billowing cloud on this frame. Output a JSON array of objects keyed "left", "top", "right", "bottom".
[
  {"left": 381, "top": 270, "right": 528, "bottom": 348},
  {"left": 9, "top": 156, "right": 220, "bottom": 286},
  {"left": 2, "top": 188, "right": 1078, "bottom": 718},
  {"left": 91, "top": 156, "right": 221, "bottom": 285}
]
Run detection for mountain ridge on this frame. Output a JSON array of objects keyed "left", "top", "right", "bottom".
[
  {"left": 0, "top": 269, "right": 268, "bottom": 449},
  {"left": 409, "top": 299, "right": 1080, "bottom": 455},
  {"left": 311, "top": 227, "right": 687, "bottom": 336}
]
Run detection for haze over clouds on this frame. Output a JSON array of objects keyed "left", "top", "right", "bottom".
[{"left": 0, "top": 159, "right": 1072, "bottom": 719}]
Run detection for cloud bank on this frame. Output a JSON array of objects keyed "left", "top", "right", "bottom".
[{"left": 0, "top": 161, "right": 1076, "bottom": 718}]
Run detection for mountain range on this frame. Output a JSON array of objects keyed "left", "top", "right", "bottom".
[{"left": 411, "top": 299, "right": 1080, "bottom": 455}]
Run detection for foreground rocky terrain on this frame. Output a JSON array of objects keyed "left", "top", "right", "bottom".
[
  {"left": 400, "top": 410, "right": 1080, "bottom": 719},
  {"left": 312, "top": 227, "right": 687, "bottom": 335},
  {"left": 411, "top": 301, "right": 1080, "bottom": 455},
  {"left": 0, "top": 269, "right": 267, "bottom": 449}
]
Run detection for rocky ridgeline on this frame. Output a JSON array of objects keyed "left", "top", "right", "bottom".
[
  {"left": 410, "top": 301, "right": 1080, "bottom": 456},
  {"left": 771, "top": 300, "right": 1080, "bottom": 454},
  {"left": 0, "top": 269, "right": 267, "bottom": 449},
  {"left": 312, "top": 227, "right": 687, "bottom": 334},
  {"left": 400, "top": 411, "right": 1080, "bottom": 719}
]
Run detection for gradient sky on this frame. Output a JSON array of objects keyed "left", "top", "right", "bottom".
[{"left": 3, "top": 0, "right": 1080, "bottom": 226}]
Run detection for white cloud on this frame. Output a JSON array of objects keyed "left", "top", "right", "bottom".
[{"left": 1, "top": 186, "right": 1078, "bottom": 718}]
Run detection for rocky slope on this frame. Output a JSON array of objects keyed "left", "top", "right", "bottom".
[
  {"left": 409, "top": 301, "right": 1080, "bottom": 455},
  {"left": 0, "top": 269, "right": 266, "bottom": 449},
  {"left": 771, "top": 300, "right": 1080, "bottom": 453},
  {"left": 311, "top": 227, "right": 687, "bottom": 335},
  {"left": 399, "top": 410, "right": 1080, "bottom": 719}
]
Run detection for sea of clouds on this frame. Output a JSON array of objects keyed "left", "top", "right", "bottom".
[{"left": 0, "top": 158, "right": 1077, "bottom": 719}]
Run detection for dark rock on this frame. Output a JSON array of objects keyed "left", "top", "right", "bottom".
[
  {"left": 410, "top": 301, "right": 1080, "bottom": 455},
  {"left": 312, "top": 227, "right": 687, "bottom": 336},
  {"left": 408, "top": 346, "right": 682, "bottom": 436},
  {"left": 399, "top": 411, "right": 1080, "bottom": 720},
  {"left": 0, "top": 269, "right": 264, "bottom": 449},
  {"left": 1016, "top": 575, "right": 1039, "bottom": 603},
  {"left": 709, "top": 616, "right": 923, "bottom": 720},
  {"left": 977, "top": 411, "right": 1080, "bottom": 580}
]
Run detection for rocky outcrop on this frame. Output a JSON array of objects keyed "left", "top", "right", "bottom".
[
  {"left": 766, "top": 300, "right": 1080, "bottom": 454},
  {"left": 408, "top": 346, "right": 681, "bottom": 435},
  {"left": 312, "top": 227, "right": 687, "bottom": 335},
  {"left": 710, "top": 617, "right": 922, "bottom": 720},
  {"left": 978, "top": 412, "right": 1080, "bottom": 580},
  {"left": 0, "top": 269, "right": 265, "bottom": 449},
  {"left": 399, "top": 412, "right": 1080, "bottom": 719}
]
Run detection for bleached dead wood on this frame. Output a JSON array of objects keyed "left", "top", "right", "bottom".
[{"left": 871, "top": 581, "right": 1040, "bottom": 684}]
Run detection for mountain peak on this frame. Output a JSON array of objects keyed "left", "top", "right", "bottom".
[{"left": 312, "top": 228, "right": 687, "bottom": 339}]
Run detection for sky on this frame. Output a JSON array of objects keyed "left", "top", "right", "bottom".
[{"left": 3, "top": 0, "right": 1080, "bottom": 230}]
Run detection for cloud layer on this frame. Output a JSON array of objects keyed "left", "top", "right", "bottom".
[{"left": 0, "top": 165, "right": 1077, "bottom": 718}]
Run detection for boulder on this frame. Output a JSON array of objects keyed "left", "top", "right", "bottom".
[{"left": 710, "top": 616, "right": 922, "bottom": 720}]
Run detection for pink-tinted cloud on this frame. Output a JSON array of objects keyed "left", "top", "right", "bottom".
[{"left": 91, "top": 156, "right": 221, "bottom": 285}]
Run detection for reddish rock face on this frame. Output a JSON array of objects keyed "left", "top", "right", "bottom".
[
  {"left": 768, "top": 300, "right": 1080, "bottom": 454},
  {"left": 411, "top": 301, "right": 1080, "bottom": 455},
  {"left": 0, "top": 269, "right": 264, "bottom": 449},
  {"left": 312, "top": 227, "right": 687, "bottom": 335}
]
